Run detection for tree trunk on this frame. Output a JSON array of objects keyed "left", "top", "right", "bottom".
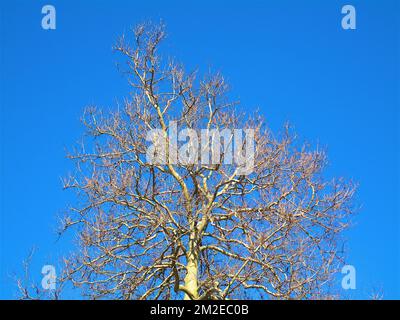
[{"left": 184, "top": 232, "right": 199, "bottom": 300}]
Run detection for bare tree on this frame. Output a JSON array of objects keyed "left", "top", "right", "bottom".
[{"left": 52, "top": 22, "right": 355, "bottom": 300}]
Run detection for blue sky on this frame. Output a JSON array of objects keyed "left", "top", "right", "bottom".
[{"left": 0, "top": 0, "right": 399, "bottom": 299}]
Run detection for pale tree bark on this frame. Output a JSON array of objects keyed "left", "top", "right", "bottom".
[{"left": 184, "top": 230, "right": 200, "bottom": 300}]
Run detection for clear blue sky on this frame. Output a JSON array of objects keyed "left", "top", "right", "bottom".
[{"left": 0, "top": 0, "right": 399, "bottom": 299}]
